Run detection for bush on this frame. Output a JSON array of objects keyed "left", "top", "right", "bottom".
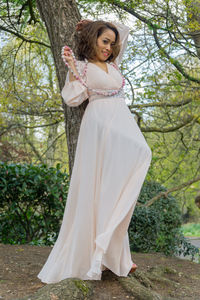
[
  {"left": 0, "top": 162, "right": 69, "bottom": 245},
  {"left": 1, "top": 163, "right": 199, "bottom": 260},
  {"left": 128, "top": 181, "right": 199, "bottom": 259}
]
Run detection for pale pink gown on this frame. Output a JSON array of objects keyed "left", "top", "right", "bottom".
[{"left": 38, "top": 23, "right": 152, "bottom": 282}]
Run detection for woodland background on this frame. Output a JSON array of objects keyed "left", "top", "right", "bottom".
[
  {"left": 0, "top": 0, "right": 200, "bottom": 223},
  {"left": 1, "top": 2, "right": 200, "bottom": 299}
]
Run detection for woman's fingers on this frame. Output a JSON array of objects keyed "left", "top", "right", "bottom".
[
  {"left": 76, "top": 19, "right": 93, "bottom": 31},
  {"left": 63, "top": 49, "right": 71, "bottom": 57},
  {"left": 61, "top": 46, "right": 74, "bottom": 65},
  {"left": 64, "top": 49, "right": 70, "bottom": 56},
  {"left": 63, "top": 51, "right": 73, "bottom": 63}
]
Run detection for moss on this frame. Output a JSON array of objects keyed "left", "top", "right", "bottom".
[
  {"left": 163, "top": 267, "right": 177, "bottom": 274},
  {"left": 74, "top": 279, "right": 90, "bottom": 296}
]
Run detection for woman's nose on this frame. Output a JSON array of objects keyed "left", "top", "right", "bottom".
[{"left": 106, "top": 44, "right": 111, "bottom": 51}]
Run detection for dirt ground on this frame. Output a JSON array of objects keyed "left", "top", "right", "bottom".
[{"left": 0, "top": 243, "right": 200, "bottom": 300}]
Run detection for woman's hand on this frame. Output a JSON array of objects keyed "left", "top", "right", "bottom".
[
  {"left": 63, "top": 46, "right": 74, "bottom": 67},
  {"left": 76, "top": 19, "right": 93, "bottom": 32},
  {"left": 62, "top": 46, "right": 79, "bottom": 82}
]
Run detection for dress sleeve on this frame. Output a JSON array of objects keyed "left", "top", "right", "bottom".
[
  {"left": 112, "top": 22, "right": 130, "bottom": 65},
  {"left": 61, "top": 61, "right": 89, "bottom": 107}
]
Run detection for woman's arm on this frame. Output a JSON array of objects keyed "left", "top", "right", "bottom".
[
  {"left": 112, "top": 22, "right": 130, "bottom": 65},
  {"left": 61, "top": 59, "right": 88, "bottom": 107},
  {"left": 63, "top": 47, "right": 79, "bottom": 82}
]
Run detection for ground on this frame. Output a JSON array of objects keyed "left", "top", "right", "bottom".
[{"left": 0, "top": 244, "right": 200, "bottom": 300}]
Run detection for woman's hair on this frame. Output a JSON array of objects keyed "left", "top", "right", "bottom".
[{"left": 76, "top": 21, "right": 120, "bottom": 62}]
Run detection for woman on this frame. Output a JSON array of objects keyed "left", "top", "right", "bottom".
[{"left": 38, "top": 20, "right": 152, "bottom": 283}]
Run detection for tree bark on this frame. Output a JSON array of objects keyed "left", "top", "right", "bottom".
[{"left": 36, "top": 0, "right": 86, "bottom": 175}]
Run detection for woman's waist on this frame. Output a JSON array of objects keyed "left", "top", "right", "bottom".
[
  {"left": 89, "top": 95, "right": 124, "bottom": 103},
  {"left": 89, "top": 91, "right": 125, "bottom": 103}
]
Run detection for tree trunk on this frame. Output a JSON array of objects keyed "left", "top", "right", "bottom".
[{"left": 36, "top": 0, "right": 86, "bottom": 175}]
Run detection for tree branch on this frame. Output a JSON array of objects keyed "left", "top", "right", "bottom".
[
  {"left": 17, "top": 0, "right": 29, "bottom": 24},
  {"left": 0, "top": 121, "right": 61, "bottom": 137},
  {"left": 138, "top": 175, "right": 200, "bottom": 207},
  {"left": 153, "top": 28, "right": 200, "bottom": 84},
  {"left": 27, "top": 0, "right": 38, "bottom": 24},
  {"left": 110, "top": 0, "right": 167, "bottom": 30},
  {"left": 23, "top": 133, "right": 45, "bottom": 164},
  {"left": 37, "top": 132, "right": 65, "bottom": 161},
  {"left": 110, "top": 0, "right": 200, "bottom": 84},
  {"left": 0, "top": 25, "right": 50, "bottom": 48},
  {"left": 141, "top": 115, "right": 196, "bottom": 132},
  {"left": 129, "top": 98, "right": 192, "bottom": 109}
]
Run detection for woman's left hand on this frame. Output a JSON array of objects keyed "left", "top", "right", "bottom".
[{"left": 76, "top": 19, "right": 93, "bottom": 31}]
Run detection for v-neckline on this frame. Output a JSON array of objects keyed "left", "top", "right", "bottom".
[{"left": 89, "top": 62, "right": 109, "bottom": 75}]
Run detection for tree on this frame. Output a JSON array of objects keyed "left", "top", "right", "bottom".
[
  {"left": 1, "top": 0, "right": 200, "bottom": 212},
  {"left": 0, "top": 32, "right": 65, "bottom": 166},
  {"left": 79, "top": 0, "right": 200, "bottom": 212},
  {"left": 0, "top": 0, "right": 86, "bottom": 174},
  {"left": 36, "top": 0, "right": 86, "bottom": 174}
]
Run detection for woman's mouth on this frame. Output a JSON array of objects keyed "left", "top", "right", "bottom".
[{"left": 102, "top": 51, "right": 109, "bottom": 57}]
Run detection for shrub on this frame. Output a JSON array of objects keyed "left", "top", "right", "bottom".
[
  {"left": 1, "top": 162, "right": 199, "bottom": 260},
  {"left": 0, "top": 162, "right": 69, "bottom": 245},
  {"left": 128, "top": 181, "right": 199, "bottom": 259}
]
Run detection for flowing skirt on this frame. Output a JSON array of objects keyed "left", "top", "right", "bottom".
[{"left": 38, "top": 97, "right": 152, "bottom": 282}]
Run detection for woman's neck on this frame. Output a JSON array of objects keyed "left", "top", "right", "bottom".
[{"left": 88, "top": 57, "right": 108, "bottom": 64}]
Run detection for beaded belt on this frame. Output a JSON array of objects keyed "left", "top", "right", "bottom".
[{"left": 89, "top": 89, "right": 125, "bottom": 103}]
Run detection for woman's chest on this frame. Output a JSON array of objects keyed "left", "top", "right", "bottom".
[{"left": 85, "top": 63, "right": 123, "bottom": 90}]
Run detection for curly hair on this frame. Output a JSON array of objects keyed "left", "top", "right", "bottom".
[{"left": 76, "top": 21, "right": 120, "bottom": 62}]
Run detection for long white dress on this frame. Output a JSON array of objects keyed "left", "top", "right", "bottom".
[{"left": 38, "top": 23, "right": 152, "bottom": 283}]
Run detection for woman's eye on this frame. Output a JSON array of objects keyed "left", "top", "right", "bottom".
[{"left": 103, "top": 40, "right": 108, "bottom": 44}]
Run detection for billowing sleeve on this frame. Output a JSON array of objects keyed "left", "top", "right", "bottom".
[
  {"left": 112, "top": 22, "right": 130, "bottom": 65},
  {"left": 61, "top": 61, "right": 89, "bottom": 107}
]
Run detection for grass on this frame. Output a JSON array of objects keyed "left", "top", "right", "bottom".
[{"left": 181, "top": 223, "right": 200, "bottom": 237}]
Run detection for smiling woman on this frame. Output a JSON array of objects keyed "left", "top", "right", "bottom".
[
  {"left": 94, "top": 29, "right": 116, "bottom": 65},
  {"left": 37, "top": 19, "right": 152, "bottom": 283},
  {"left": 76, "top": 20, "right": 120, "bottom": 64}
]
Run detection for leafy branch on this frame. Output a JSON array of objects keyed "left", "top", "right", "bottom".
[
  {"left": 129, "top": 98, "right": 192, "bottom": 109},
  {"left": 0, "top": 25, "right": 50, "bottom": 48},
  {"left": 108, "top": 0, "right": 200, "bottom": 84},
  {"left": 141, "top": 115, "right": 196, "bottom": 133},
  {"left": 139, "top": 174, "right": 200, "bottom": 207}
]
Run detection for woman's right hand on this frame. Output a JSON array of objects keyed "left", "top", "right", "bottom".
[
  {"left": 63, "top": 46, "right": 74, "bottom": 67},
  {"left": 62, "top": 46, "right": 79, "bottom": 82}
]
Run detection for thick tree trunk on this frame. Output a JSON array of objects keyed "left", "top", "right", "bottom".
[{"left": 36, "top": 0, "right": 86, "bottom": 175}]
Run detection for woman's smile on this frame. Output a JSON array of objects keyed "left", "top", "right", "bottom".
[{"left": 95, "top": 29, "right": 116, "bottom": 62}]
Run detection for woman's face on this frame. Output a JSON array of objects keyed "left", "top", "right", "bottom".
[{"left": 94, "top": 29, "right": 116, "bottom": 62}]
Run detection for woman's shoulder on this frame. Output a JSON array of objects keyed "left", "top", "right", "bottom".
[
  {"left": 110, "top": 61, "right": 119, "bottom": 70},
  {"left": 76, "top": 59, "right": 86, "bottom": 65}
]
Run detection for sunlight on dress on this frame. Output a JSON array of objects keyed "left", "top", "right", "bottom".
[{"left": 38, "top": 22, "right": 152, "bottom": 283}]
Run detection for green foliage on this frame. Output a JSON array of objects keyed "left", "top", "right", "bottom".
[
  {"left": 0, "top": 163, "right": 199, "bottom": 261},
  {"left": 181, "top": 223, "right": 200, "bottom": 237},
  {"left": 128, "top": 181, "right": 199, "bottom": 259},
  {"left": 0, "top": 162, "right": 69, "bottom": 245},
  {"left": 1, "top": 0, "right": 38, "bottom": 28}
]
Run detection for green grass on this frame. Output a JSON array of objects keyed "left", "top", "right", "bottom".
[{"left": 181, "top": 223, "right": 200, "bottom": 237}]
